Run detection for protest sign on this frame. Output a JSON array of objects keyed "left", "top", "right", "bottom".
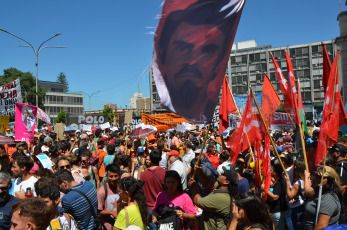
[
  {"left": 67, "top": 114, "right": 108, "bottom": 130},
  {"left": 0, "top": 79, "right": 22, "bottom": 116},
  {"left": 15, "top": 102, "right": 37, "bottom": 142},
  {"left": 100, "top": 122, "right": 110, "bottom": 130},
  {"left": 142, "top": 113, "right": 189, "bottom": 129},
  {"left": 36, "top": 153, "right": 53, "bottom": 169},
  {"left": 37, "top": 107, "right": 51, "bottom": 124},
  {"left": 124, "top": 111, "right": 133, "bottom": 124},
  {"left": 176, "top": 124, "right": 186, "bottom": 132},
  {"left": 269, "top": 112, "right": 295, "bottom": 131},
  {"left": 54, "top": 123, "right": 65, "bottom": 139},
  {"left": 0, "top": 115, "right": 10, "bottom": 134},
  {"left": 82, "top": 124, "right": 92, "bottom": 131},
  {"left": 234, "top": 92, "right": 262, "bottom": 115}
]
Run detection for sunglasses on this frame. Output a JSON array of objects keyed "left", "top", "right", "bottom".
[
  {"left": 59, "top": 165, "right": 71, "bottom": 170},
  {"left": 81, "top": 160, "right": 88, "bottom": 163},
  {"left": 236, "top": 161, "right": 245, "bottom": 165},
  {"left": 0, "top": 186, "right": 9, "bottom": 191}
]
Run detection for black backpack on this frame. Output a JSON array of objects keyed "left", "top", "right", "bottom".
[{"left": 156, "top": 203, "right": 184, "bottom": 230}]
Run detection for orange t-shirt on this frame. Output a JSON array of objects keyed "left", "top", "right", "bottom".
[
  {"left": 97, "top": 150, "right": 108, "bottom": 178},
  {"left": 5, "top": 145, "right": 17, "bottom": 160}
]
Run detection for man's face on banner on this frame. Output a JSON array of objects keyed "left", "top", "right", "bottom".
[{"left": 162, "top": 23, "right": 225, "bottom": 120}]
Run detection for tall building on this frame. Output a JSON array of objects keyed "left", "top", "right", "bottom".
[
  {"left": 337, "top": 3, "right": 347, "bottom": 99},
  {"left": 39, "top": 80, "right": 84, "bottom": 123},
  {"left": 150, "top": 40, "right": 338, "bottom": 120},
  {"left": 129, "top": 93, "right": 143, "bottom": 109}
]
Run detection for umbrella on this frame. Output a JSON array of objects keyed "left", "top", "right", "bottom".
[
  {"left": 64, "top": 126, "right": 78, "bottom": 132},
  {"left": 0, "top": 135, "right": 15, "bottom": 145},
  {"left": 129, "top": 124, "right": 157, "bottom": 140}
]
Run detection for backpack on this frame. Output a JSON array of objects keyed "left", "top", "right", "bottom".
[
  {"left": 90, "top": 149, "right": 103, "bottom": 165},
  {"left": 156, "top": 203, "right": 184, "bottom": 230}
]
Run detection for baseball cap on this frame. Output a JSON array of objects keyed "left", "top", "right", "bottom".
[
  {"left": 167, "top": 150, "right": 179, "bottom": 157},
  {"left": 75, "top": 130, "right": 81, "bottom": 134},
  {"left": 330, "top": 144, "right": 347, "bottom": 155},
  {"left": 137, "top": 147, "right": 145, "bottom": 154},
  {"left": 221, "top": 166, "right": 239, "bottom": 185},
  {"left": 16, "top": 142, "right": 24, "bottom": 148}
]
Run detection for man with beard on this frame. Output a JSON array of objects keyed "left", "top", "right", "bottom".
[
  {"left": 35, "top": 182, "right": 78, "bottom": 230},
  {"left": 0, "top": 172, "right": 18, "bottom": 229}
]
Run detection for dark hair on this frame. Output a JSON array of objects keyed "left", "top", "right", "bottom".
[
  {"left": 323, "top": 177, "right": 343, "bottom": 204},
  {"left": 283, "top": 154, "right": 293, "bottom": 166},
  {"left": 235, "top": 192, "right": 271, "bottom": 226},
  {"left": 50, "top": 132, "right": 57, "bottom": 139},
  {"left": 106, "top": 163, "right": 120, "bottom": 173},
  {"left": 107, "top": 143, "right": 116, "bottom": 155},
  {"left": 66, "top": 154, "right": 81, "bottom": 166},
  {"left": 324, "top": 156, "right": 337, "bottom": 169},
  {"left": 11, "top": 198, "right": 51, "bottom": 230},
  {"left": 34, "top": 177, "right": 54, "bottom": 194},
  {"left": 119, "top": 155, "right": 131, "bottom": 168},
  {"left": 49, "top": 146, "right": 59, "bottom": 159},
  {"left": 95, "top": 130, "right": 102, "bottom": 138},
  {"left": 97, "top": 139, "right": 105, "bottom": 148},
  {"left": 14, "top": 156, "right": 34, "bottom": 172},
  {"left": 220, "top": 151, "right": 230, "bottom": 162},
  {"left": 237, "top": 154, "right": 246, "bottom": 162},
  {"left": 293, "top": 159, "right": 305, "bottom": 183},
  {"left": 55, "top": 156, "right": 69, "bottom": 169},
  {"left": 149, "top": 149, "right": 162, "bottom": 164},
  {"left": 165, "top": 170, "right": 183, "bottom": 192},
  {"left": 118, "top": 177, "right": 149, "bottom": 227},
  {"left": 35, "top": 184, "right": 60, "bottom": 201},
  {"left": 157, "top": 140, "right": 165, "bottom": 151},
  {"left": 184, "top": 141, "right": 193, "bottom": 149},
  {"left": 53, "top": 169, "right": 74, "bottom": 183},
  {"left": 271, "top": 159, "right": 283, "bottom": 179},
  {"left": 80, "top": 151, "right": 92, "bottom": 159}
]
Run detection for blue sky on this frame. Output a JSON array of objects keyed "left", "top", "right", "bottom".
[{"left": 0, "top": 0, "right": 346, "bottom": 111}]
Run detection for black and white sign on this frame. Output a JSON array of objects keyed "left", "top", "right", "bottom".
[{"left": 67, "top": 114, "right": 108, "bottom": 130}]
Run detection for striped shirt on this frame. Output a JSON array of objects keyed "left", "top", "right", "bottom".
[{"left": 62, "top": 181, "right": 98, "bottom": 230}]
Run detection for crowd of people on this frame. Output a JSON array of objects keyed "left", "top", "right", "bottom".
[{"left": 0, "top": 125, "right": 346, "bottom": 230}]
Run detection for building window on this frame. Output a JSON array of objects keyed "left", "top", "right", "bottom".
[{"left": 314, "top": 80, "right": 322, "bottom": 89}]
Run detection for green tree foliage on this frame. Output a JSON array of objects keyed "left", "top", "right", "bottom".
[
  {"left": 56, "top": 72, "right": 69, "bottom": 91},
  {"left": 0, "top": 68, "right": 46, "bottom": 108},
  {"left": 56, "top": 110, "right": 66, "bottom": 123},
  {"left": 102, "top": 106, "right": 115, "bottom": 125}
]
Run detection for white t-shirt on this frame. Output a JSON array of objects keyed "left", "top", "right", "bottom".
[
  {"left": 13, "top": 176, "right": 38, "bottom": 197},
  {"left": 289, "top": 179, "right": 305, "bottom": 208},
  {"left": 170, "top": 160, "right": 187, "bottom": 190}
]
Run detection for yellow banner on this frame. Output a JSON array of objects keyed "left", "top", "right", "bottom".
[{"left": 0, "top": 115, "right": 10, "bottom": 134}]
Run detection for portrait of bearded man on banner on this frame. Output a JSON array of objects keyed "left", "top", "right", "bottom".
[{"left": 152, "top": 0, "right": 245, "bottom": 123}]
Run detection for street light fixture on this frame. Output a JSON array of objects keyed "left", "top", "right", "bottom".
[
  {"left": 79, "top": 91, "right": 101, "bottom": 112},
  {"left": 0, "top": 28, "right": 66, "bottom": 108}
]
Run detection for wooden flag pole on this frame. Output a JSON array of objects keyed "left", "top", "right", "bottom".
[
  {"left": 226, "top": 81, "right": 255, "bottom": 162},
  {"left": 297, "top": 78, "right": 309, "bottom": 172},
  {"left": 192, "top": 123, "right": 211, "bottom": 180},
  {"left": 251, "top": 88, "right": 288, "bottom": 177},
  {"left": 315, "top": 53, "right": 339, "bottom": 224}
]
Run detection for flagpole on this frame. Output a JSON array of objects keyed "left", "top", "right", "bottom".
[
  {"left": 315, "top": 54, "right": 339, "bottom": 224},
  {"left": 192, "top": 123, "right": 211, "bottom": 180},
  {"left": 226, "top": 82, "right": 255, "bottom": 162},
  {"left": 297, "top": 78, "right": 309, "bottom": 171},
  {"left": 251, "top": 88, "right": 288, "bottom": 177}
]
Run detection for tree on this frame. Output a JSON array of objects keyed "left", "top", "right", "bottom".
[
  {"left": 56, "top": 110, "right": 66, "bottom": 123},
  {"left": 102, "top": 106, "right": 115, "bottom": 125},
  {"left": 57, "top": 72, "right": 69, "bottom": 91},
  {"left": 0, "top": 68, "right": 46, "bottom": 108}
]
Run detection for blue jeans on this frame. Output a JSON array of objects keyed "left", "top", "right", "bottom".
[
  {"left": 286, "top": 208, "right": 294, "bottom": 230},
  {"left": 291, "top": 205, "right": 305, "bottom": 229},
  {"left": 272, "top": 211, "right": 287, "bottom": 230},
  {"left": 148, "top": 209, "right": 157, "bottom": 230}
]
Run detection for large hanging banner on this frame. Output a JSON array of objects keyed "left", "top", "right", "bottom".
[
  {"left": 0, "top": 79, "right": 22, "bottom": 116},
  {"left": 0, "top": 115, "right": 10, "bottom": 134},
  {"left": 141, "top": 113, "right": 188, "bottom": 129},
  {"left": 37, "top": 107, "right": 51, "bottom": 124},
  {"left": 66, "top": 114, "right": 108, "bottom": 130},
  {"left": 15, "top": 102, "right": 37, "bottom": 142}
]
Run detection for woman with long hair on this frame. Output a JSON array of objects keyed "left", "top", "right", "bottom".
[
  {"left": 66, "top": 154, "right": 86, "bottom": 181},
  {"left": 284, "top": 159, "right": 307, "bottom": 229},
  {"left": 303, "top": 166, "right": 342, "bottom": 230},
  {"left": 152, "top": 170, "right": 196, "bottom": 229},
  {"left": 113, "top": 177, "right": 148, "bottom": 230},
  {"left": 206, "top": 143, "right": 220, "bottom": 169},
  {"left": 228, "top": 192, "right": 271, "bottom": 230},
  {"left": 137, "top": 155, "right": 151, "bottom": 180}
]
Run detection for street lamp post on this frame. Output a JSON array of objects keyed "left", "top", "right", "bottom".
[
  {"left": 0, "top": 28, "right": 66, "bottom": 108},
  {"left": 80, "top": 91, "right": 101, "bottom": 112}
]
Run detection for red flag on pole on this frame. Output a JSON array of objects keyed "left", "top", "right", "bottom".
[
  {"left": 270, "top": 53, "right": 295, "bottom": 116},
  {"left": 322, "top": 42, "right": 332, "bottom": 93},
  {"left": 254, "top": 140, "right": 263, "bottom": 188},
  {"left": 315, "top": 51, "right": 340, "bottom": 166},
  {"left": 219, "top": 76, "right": 237, "bottom": 135},
  {"left": 261, "top": 73, "right": 281, "bottom": 126},
  {"left": 262, "top": 134, "right": 271, "bottom": 201}
]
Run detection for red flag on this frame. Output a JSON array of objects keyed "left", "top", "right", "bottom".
[
  {"left": 47, "top": 124, "right": 52, "bottom": 131},
  {"left": 322, "top": 42, "right": 332, "bottom": 93},
  {"left": 285, "top": 50, "right": 301, "bottom": 126},
  {"left": 338, "top": 93, "right": 347, "bottom": 127},
  {"left": 228, "top": 95, "right": 250, "bottom": 168},
  {"left": 262, "top": 134, "right": 271, "bottom": 201},
  {"left": 315, "top": 51, "right": 340, "bottom": 166},
  {"left": 219, "top": 76, "right": 237, "bottom": 135},
  {"left": 254, "top": 140, "right": 262, "bottom": 188},
  {"left": 261, "top": 73, "right": 281, "bottom": 126},
  {"left": 270, "top": 53, "right": 295, "bottom": 116}
]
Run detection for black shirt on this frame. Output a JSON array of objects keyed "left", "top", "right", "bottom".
[
  {"left": 241, "top": 171, "right": 255, "bottom": 189},
  {"left": 266, "top": 178, "right": 288, "bottom": 213}
]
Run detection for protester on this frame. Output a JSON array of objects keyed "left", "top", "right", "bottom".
[
  {"left": 0, "top": 172, "right": 18, "bottom": 228},
  {"left": 206, "top": 144, "right": 220, "bottom": 169},
  {"left": 11, "top": 142, "right": 26, "bottom": 160},
  {"left": 152, "top": 170, "right": 197, "bottom": 229},
  {"left": 53, "top": 169, "right": 98, "bottom": 230},
  {"left": 55, "top": 155, "right": 84, "bottom": 183},
  {"left": 97, "top": 164, "right": 121, "bottom": 230},
  {"left": 35, "top": 182, "right": 78, "bottom": 230},
  {"left": 182, "top": 141, "right": 195, "bottom": 176},
  {"left": 11, "top": 156, "right": 38, "bottom": 199},
  {"left": 167, "top": 149, "right": 187, "bottom": 190},
  {"left": 131, "top": 146, "right": 145, "bottom": 179},
  {"left": 81, "top": 151, "right": 100, "bottom": 189},
  {"left": 114, "top": 177, "right": 148, "bottom": 230},
  {"left": 0, "top": 144, "right": 10, "bottom": 173},
  {"left": 190, "top": 166, "right": 239, "bottom": 230},
  {"left": 228, "top": 192, "right": 271, "bottom": 230},
  {"left": 11, "top": 197, "right": 51, "bottom": 230},
  {"left": 137, "top": 154, "right": 150, "bottom": 180}
]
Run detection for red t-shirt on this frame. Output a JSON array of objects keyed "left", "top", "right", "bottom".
[
  {"left": 206, "top": 154, "right": 220, "bottom": 169},
  {"left": 140, "top": 166, "right": 167, "bottom": 210}
]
